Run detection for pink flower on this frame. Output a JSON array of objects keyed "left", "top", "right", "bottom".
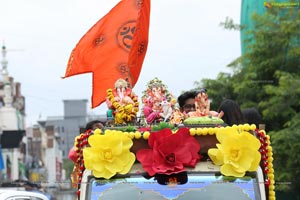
[
  {"left": 136, "top": 128, "right": 201, "bottom": 176},
  {"left": 138, "top": 127, "right": 151, "bottom": 132}
]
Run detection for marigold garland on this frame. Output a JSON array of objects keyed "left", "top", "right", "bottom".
[
  {"left": 71, "top": 129, "right": 93, "bottom": 198},
  {"left": 257, "top": 129, "right": 276, "bottom": 200}
]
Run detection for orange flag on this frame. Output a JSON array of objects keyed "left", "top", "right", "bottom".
[{"left": 63, "top": 0, "right": 151, "bottom": 108}]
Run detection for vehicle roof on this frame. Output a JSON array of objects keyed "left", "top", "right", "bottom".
[
  {"left": 0, "top": 190, "right": 49, "bottom": 200},
  {"left": 80, "top": 162, "right": 266, "bottom": 200}
]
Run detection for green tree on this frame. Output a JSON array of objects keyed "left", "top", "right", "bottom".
[
  {"left": 194, "top": 6, "right": 300, "bottom": 195},
  {"left": 261, "top": 71, "right": 300, "bottom": 192},
  {"left": 194, "top": 72, "right": 236, "bottom": 110},
  {"left": 63, "top": 159, "right": 74, "bottom": 181}
]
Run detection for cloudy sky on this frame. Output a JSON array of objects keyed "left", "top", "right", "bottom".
[{"left": 0, "top": 0, "right": 241, "bottom": 125}]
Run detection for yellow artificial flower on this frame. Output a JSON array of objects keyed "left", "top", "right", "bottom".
[
  {"left": 83, "top": 131, "right": 135, "bottom": 179},
  {"left": 208, "top": 127, "right": 261, "bottom": 177}
]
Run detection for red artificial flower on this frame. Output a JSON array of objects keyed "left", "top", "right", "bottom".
[{"left": 136, "top": 128, "right": 201, "bottom": 176}]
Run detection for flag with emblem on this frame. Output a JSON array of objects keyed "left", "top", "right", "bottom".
[{"left": 63, "top": 0, "right": 151, "bottom": 108}]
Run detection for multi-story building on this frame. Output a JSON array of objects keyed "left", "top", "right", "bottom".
[
  {"left": 0, "top": 45, "right": 64, "bottom": 185},
  {"left": 0, "top": 45, "right": 106, "bottom": 186},
  {"left": 26, "top": 122, "right": 63, "bottom": 187},
  {"left": 45, "top": 99, "right": 106, "bottom": 159},
  {"left": 240, "top": 0, "right": 292, "bottom": 55},
  {"left": 25, "top": 125, "right": 48, "bottom": 183}
]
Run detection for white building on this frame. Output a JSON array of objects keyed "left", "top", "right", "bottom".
[
  {"left": 25, "top": 122, "right": 63, "bottom": 187},
  {"left": 0, "top": 45, "right": 26, "bottom": 181}
]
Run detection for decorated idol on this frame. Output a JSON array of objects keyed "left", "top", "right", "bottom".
[
  {"left": 106, "top": 78, "right": 139, "bottom": 124},
  {"left": 142, "top": 77, "right": 175, "bottom": 124}
]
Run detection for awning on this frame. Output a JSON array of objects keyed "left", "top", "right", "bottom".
[{"left": 0, "top": 130, "right": 25, "bottom": 149}]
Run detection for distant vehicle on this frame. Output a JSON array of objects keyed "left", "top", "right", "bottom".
[{"left": 0, "top": 190, "right": 49, "bottom": 200}]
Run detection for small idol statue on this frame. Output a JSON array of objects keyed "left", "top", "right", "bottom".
[
  {"left": 106, "top": 78, "right": 139, "bottom": 124},
  {"left": 142, "top": 77, "right": 175, "bottom": 124}
]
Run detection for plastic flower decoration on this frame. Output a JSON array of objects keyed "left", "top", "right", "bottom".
[
  {"left": 136, "top": 128, "right": 201, "bottom": 176},
  {"left": 83, "top": 131, "right": 135, "bottom": 179},
  {"left": 208, "top": 127, "right": 261, "bottom": 177}
]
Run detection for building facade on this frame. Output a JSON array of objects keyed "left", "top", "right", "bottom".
[
  {"left": 0, "top": 45, "right": 26, "bottom": 181},
  {"left": 0, "top": 45, "right": 106, "bottom": 187},
  {"left": 46, "top": 99, "right": 106, "bottom": 159}
]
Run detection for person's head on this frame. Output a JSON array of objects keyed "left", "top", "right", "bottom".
[
  {"left": 242, "top": 108, "right": 262, "bottom": 128},
  {"left": 218, "top": 99, "right": 245, "bottom": 126},
  {"left": 85, "top": 120, "right": 104, "bottom": 131},
  {"left": 177, "top": 90, "right": 198, "bottom": 113}
]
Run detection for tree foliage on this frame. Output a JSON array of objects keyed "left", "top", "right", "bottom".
[
  {"left": 193, "top": 7, "right": 300, "bottom": 193},
  {"left": 63, "top": 158, "right": 74, "bottom": 181},
  {"left": 194, "top": 72, "right": 236, "bottom": 110}
]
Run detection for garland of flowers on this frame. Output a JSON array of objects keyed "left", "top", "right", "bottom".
[
  {"left": 73, "top": 124, "right": 275, "bottom": 199},
  {"left": 71, "top": 129, "right": 93, "bottom": 198},
  {"left": 124, "top": 124, "right": 275, "bottom": 199},
  {"left": 107, "top": 89, "right": 139, "bottom": 123},
  {"left": 257, "top": 129, "right": 276, "bottom": 200},
  {"left": 112, "top": 124, "right": 257, "bottom": 140}
]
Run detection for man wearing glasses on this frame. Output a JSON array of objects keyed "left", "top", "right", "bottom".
[
  {"left": 178, "top": 89, "right": 207, "bottom": 114},
  {"left": 171, "top": 89, "right": 211, "bottom": 125}
]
